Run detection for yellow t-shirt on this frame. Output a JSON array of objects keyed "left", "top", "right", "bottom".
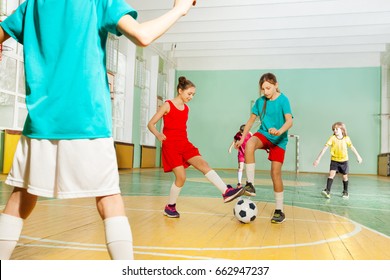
[{"left": 326, "top": 135, "right": 352, "bottom": 162}]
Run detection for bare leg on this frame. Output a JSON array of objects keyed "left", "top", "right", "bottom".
[
  {"left": 166, "top": 166, "right": 186, "bottom": 206},
  {"left": 270, "top": 161, "right": 283, "bottom": 193},
  {"left": 96, "top": 194, "right": 133, "bottom": 260},
  {"left": 3, "top": 187, "right": 38, "bottom": 219},
  {"left": 188, "top": 156, "right": 226, "bottom": 193},
  {"left": 187, "top": 156, "right": 211, "bottom": 174},
  {"left": 172, "top": 166, "right": 186, "bottom": 187},
  {"left": 0, "top": 187, "right": 37, "bottom": 259}
]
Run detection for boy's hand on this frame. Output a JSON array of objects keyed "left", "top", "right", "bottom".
[{"left": 357, "top": 157, "right": 363, "bottom": 164}]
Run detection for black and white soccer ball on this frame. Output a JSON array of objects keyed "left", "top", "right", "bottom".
[{"left": 233, "top": 198, "right": 258, "bottom": 224}]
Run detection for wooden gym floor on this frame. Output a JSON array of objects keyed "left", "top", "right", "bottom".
[{"left": 0, "top": 168, "right": 389, "bottom": 260}]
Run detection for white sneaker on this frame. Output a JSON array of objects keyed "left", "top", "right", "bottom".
[
  {"left": 342, "top": 191, "right": 349, "bottom": 199},
  {"left": 321, "top": 190, "right": 330, "bottom": 199}
]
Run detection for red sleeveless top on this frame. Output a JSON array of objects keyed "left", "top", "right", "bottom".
[{"left": 163, "top": 100, "right": 189, "bottom": 141}]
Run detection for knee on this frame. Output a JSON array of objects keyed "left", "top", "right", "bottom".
[
  {"left": 4, "top": 188, "right": 38, "bottom": 219},
  {"left": 96, "top": 194, "right": 125, "bottom": 219},
  {"left": 175, "top": 174, "right": 186, "bottom": 186},
  {"left": 245, "top": 143, "right": 255, "bottom": 155},
  {"left": 270, "top": 167, "right": 282, "bottom": 180}
]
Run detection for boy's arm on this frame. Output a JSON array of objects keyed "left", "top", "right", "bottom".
[
  {"left": 117, "top": 0, "right": 196, "bottom": 47},
  {"left": 350, "top": 146, "right": 363, "bottom": 163},
  {"left": 313, "top": 146, "right": 328, "bottom": 166}
]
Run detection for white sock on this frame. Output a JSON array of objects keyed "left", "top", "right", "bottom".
[
  {"left": 237, "top": 171, "right": 243, "bottom": 184},
  {"left": 274, "top": 191, "right": 284, "bottom": 212},
  {"left": 246, "top": 163, "right": 256, "bottom": 184},
  {"left": 237, "top": 162, "right": 244, "bottom": 184},
  {"left": 104, "top": 216, "right": 133, "bottom": 260},
  {"left": 168, "top": 183, "right": 182, "bottom": 205},
  {"left": 0, "top": 213, "right": 24, "bottom": 260},
  {"left": 205, "top": 170, "right": 227, "bottom": 193}
]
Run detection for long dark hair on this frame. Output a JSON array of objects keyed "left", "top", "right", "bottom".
[{"left": 258, "top": 73, "right": 279, "bottom": 121}]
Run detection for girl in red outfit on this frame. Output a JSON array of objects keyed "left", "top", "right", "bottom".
[{"left": 148, "top": 76, "right": 245, "bottom": 218}]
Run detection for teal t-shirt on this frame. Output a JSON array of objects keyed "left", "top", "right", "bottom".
[
  {"left": 0, "top": 0, "right": 137, "bottom": 139},
  {"left": 252, "top": 93, "right": 293, "bottom": 150}
]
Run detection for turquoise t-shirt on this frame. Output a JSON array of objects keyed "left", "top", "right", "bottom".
[
  {"left": 252, "top": 93, "right": 293, "bottom": 150},
  {"left": 0, "top": 0, "right": 137, "bottom": 139}
]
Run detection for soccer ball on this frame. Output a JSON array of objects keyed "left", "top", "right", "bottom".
[{"left": 233, "top": 198, "right": 258, "bottom": 224}]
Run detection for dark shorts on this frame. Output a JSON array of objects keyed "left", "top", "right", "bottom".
[
  {"left": 162, "top": 140, "right": 201, "bottom": 172},
  {"left": 330, "top": 160, "right": 349, "bottom": 174},
  {"left": 253, "top": 132, "right": 286, "bottom": 163}
]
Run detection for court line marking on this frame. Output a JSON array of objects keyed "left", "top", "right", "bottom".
[
  {"left": 14, "top": 204, "right": 390, "bottom": 259},
  {"left": 16, "top": 242, "right": 224, "bottom": 260},
  {"left": 8, "top": 194, "right": 390, "bottom": 260},
  {"left": 17, "top": 209, "right": 364, "bottom": 252}
]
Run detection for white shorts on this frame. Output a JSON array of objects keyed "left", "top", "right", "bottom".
[{"left": 5, "top": 136, "right": 120, "bottom": 199}]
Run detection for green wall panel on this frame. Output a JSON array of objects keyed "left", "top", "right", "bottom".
[{"left": 176, "top": 67, "right": 381, "bottom": 175}]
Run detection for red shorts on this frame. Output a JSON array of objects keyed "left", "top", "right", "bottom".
[
  {"left": 254, "top": 132, "right": 286, "bottom": 163},
  {"left": 162, "top": 140, "right": 201, "bottom": 172}
]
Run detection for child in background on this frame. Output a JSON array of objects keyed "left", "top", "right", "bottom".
[
  {"left": 0, "top": 0, "right": 196, "bottom": 260},
  {"left": 228, "top": 124, "right": 252, "bottom": 187},
  {"left": 148, "top": 76, "right": 245, "bottom": 218},
  {"left": 236, "top": 73, "right": 293, "bottom": 224},
  {"left": 313, "top": 122, "right": 363, "bottom": 199}
]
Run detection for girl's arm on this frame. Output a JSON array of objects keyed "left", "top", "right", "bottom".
[
  {"left": 0, "top": 26, "right": 11, "bottom": 45},
  {"left": 350, "top": 146, "right": 363, "bottom": 163},
  {"left": 0, "top": 27, "right": 10, "bottom": 61},
  {"left": 228, "top": 140, "right": 235, "bottom": 153},
  {"left": 268, "top": 114, "right": 293, "bottom": 136},
  {"left": 117, "top": 0, "right": 196, "bottom": 47},
  {"left": 313, "top": 146, "right": 328, "bottom": 166},
  {"left": 236, "top": 114, "right": 257, "bottom": 148},
  {"left": 147, "top": 102, "right": 170, "bottom": 142}
]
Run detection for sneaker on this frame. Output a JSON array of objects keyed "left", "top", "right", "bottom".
[
  {"left": 271, "top": 209, "right": 285, "bottom": 224},
  {"left": 244, "top": 181, "right": 256, "bottom": 197},
  {"left": 321, "top": 189, "right": 330, "bottom": 199},
  {"left": 342, "top": 191, "right": 349, "bottom": 199},
  {"left": 164, "top": 204, "right": 180, "bottom": 218},
  {"left": 222, "top": 185, "right": 245, "bottom": 203}
]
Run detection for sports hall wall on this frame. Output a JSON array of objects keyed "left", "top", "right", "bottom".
[{"left": 177, "top": 67, "right": 380, "bottom": 175}]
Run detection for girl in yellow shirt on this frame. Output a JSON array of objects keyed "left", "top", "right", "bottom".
[{"left": 313, "top": 122, "right": 362, "bottom": 199}]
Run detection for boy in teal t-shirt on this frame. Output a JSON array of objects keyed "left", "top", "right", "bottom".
[{"left": 0, "top": 0, "right": 196, "bottom": 260}]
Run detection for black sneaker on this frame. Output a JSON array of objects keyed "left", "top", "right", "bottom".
[
  {"left": 244, "top": 181, "right": 256, "bottom": 197},
  {"left": 342, "top": 191, "right": 349, "bottom": 199},
  {"left": 271, "top": 209, "right": 285, "bottom": 224}
]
